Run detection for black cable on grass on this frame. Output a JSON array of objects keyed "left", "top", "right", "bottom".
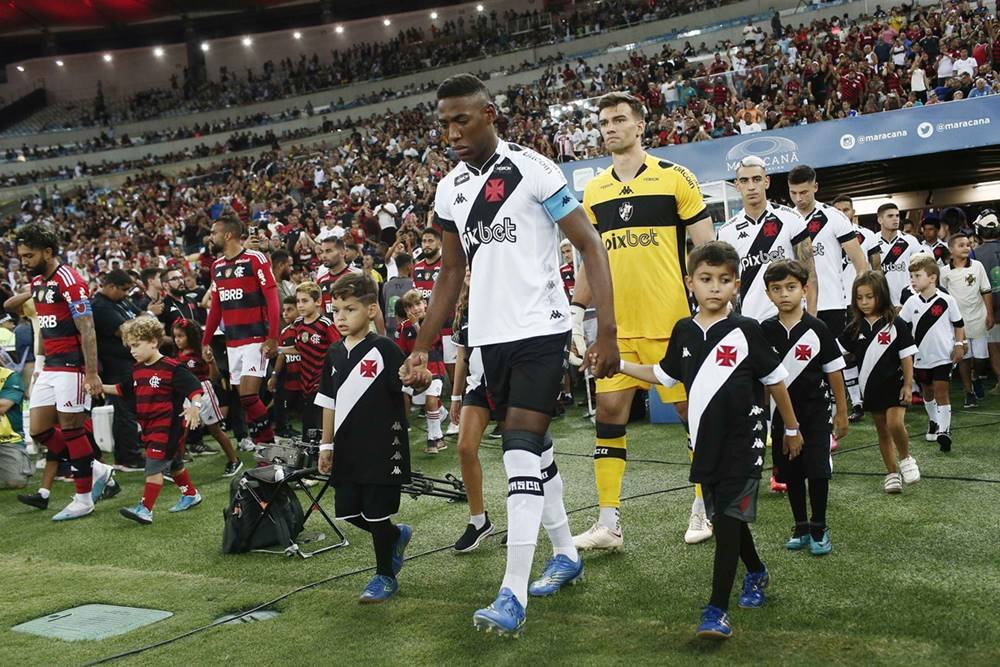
[{"left": 82, "top": 482, "right": 695, "bottom": 666}]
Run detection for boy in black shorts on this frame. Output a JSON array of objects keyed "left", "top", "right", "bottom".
[
  {"left": 619, "top": 241, "right": 804, "bottom": 639},
  {"left": 316, "top": 273, "right": 425, "bottom": 604},
  {"left": 762, "top": 260, "right": 848, "bottom": 556}
]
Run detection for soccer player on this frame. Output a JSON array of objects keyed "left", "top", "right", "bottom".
[
  {"left": 290, "top": 282, "right": 339, "bottom": 436},
  {"left": 571, "top": 91, "right": 715, "bottom": 549},
  {"left": 413, "top": 227, "right": 459, "bottom": 402},
  {"left": 106, "top": 317, "right": 204, "bottom": 525},
  {"left": 942, "top": 232, "right": 993, "bottom": 407},
  {"left": 16, "top": 223, "right": 113, "bottom": 521},
  {"left": 316, "top": 273, "right": 416, "bottom": 604},
  {"left": 919, "top": 216, "right": 950, "bottom": 267},
  {"left": 874, "top": 202, "right": 922, "bottom": 307},
  {"left": 762, "top": 260, "right": 847, "bottom": 555},
  {"left": 317, "top": 237, "right": 360, "bottom": 317},
  {"left": 899, "top": 255, "right": 966, "bottom": 452},
  {"left": 201, "top": 214, "right": 281, "bottom": 449},
  {"left": 401, "top": 73, "right": 619, "bottom": 636},
  {"left": 618, "top": 241, "right": 803, "bottom": 639},
  {"left": 832, "top": 194, "right": 882, "bottom": 422}
]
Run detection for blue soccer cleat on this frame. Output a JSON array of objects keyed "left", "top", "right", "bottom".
[
  {"left": 392, "top": 524, "right": 412, "bottom": 576},
  {"left": 696, "top": 605, "right": 732, "bottom": 639},
  {"left": 473, "top": 588, "right": 526, "bottom": 637},
  {"left": 168, "top": 491, "right": 202, "bottom": 513},
  {"left": 810, "top": 530, "right": 832, "bottom": 556},
  {"left": 359, "top": 575, "right": 399, "bottom": 604},
  {"left": 528, "top": 554, "right": 584, "bottom": 597},
  {"left": 120, "top": 503, "right": 153, "bottom": 525},
  {"left": 738, "top": 566, "right": 770, "bottom": 608},
  {"left": 785, "top": 533, "right": 812, "bottom": 551}
]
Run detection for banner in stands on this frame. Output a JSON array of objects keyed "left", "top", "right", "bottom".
[{"left": 561, "top": 96, "right": 1000, "bottom": 198}]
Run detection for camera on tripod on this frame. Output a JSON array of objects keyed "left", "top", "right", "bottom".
[{"left": 254, "top": 429, "right": 322, "bottom": 470}]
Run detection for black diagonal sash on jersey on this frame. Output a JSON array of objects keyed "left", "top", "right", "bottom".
[
  {"left": 739, "top": 214, "right": 784, "bottom": 304},
  {"left": 805, "top": 209, "right": 829, "bottom": 240},
  {"left": 883, "top": 238, "right": 907, "bottom": 266},
  {"left": 913, "top": 297, "right": 949, "bottom": 347},
  {"left": 461, "top": 157, "right": 524, "bottom": 268}
]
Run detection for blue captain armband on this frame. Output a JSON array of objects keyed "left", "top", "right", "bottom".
[
  {"left": 542, "top": 185, "right": 581, "bottom": 223},
  {"left": 69, "top": 299, "right": 93, "bottom": 319}
]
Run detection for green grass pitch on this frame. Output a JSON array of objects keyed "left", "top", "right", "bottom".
[{"left": 2, "top": 391, "right": 999, "bottom": 666}]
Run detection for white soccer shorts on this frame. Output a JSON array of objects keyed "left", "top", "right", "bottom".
[
  {"left": 226, "top": 342, "right": 269, "bottom": 385},
  {"left": 403, "top": 377, "right": 443, "bottom": 404},
  {"left": 30, "top": 370, "right": 91, "bottom": 413},
  {"left": 963, "top": 337, "right": 989, "bottom": 360},
  {"left": 441, "top": 336, "right": 459, "bottom": 364},
  {"left": 197, "top": 380, "right": 224, "bottom": 426}
]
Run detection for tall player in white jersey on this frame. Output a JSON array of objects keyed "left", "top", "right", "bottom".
[
  {"left": 716, "top": 156, "right": 817, "bottom": 323},
  {"left": 786, "top": 165, "right": 869, "bottom": 430},
  {"left": 832, "top": 194, "right": 882, "bottom": 421},
  {"left": 400, "top": 74, "right": 619, "bottom": 637},
  {"left": 875, "top": 202, "right": 922, "bottom": 307}
]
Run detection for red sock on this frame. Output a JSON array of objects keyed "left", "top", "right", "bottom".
[
  {"left": 173, "top": 469, "right": 197, "bottom": 496},
  {"left": 142, "top": 482, "right": 162, "bottom": 510},
  {"left": 65, "top": 427, "right": 94, "bottom": 494},
  {"left": 241, "top": 395, "right": 275, "bottom": 444},
  {"left": 74, "top": 476, "right": 93, "bottom": 495}
]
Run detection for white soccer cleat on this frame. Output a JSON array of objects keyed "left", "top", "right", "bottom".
[
  {"left": 238, "top": 437, "right": 256, "bottom": 452},
  {"left": 445, "top": 422, "right": 460, "bottom": 436},
  {"left": 884, "top": 472, "right": 903, "bottom": 494},
  {"left": 572, "top": 522, "right": 624, "bottom": 551},
  {"left": 52, "top": 496, "right": 95, "bottom": 521},
  {"left": 685, "top": 511, "right": 714, "bottom": 544},
  {"left": 898, "top": 456, "right": 921, "bottom": 484}
]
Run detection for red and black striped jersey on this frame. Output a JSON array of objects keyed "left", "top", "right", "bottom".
[
  {"left": 293, "top": 315, "right": 340, "bottom": 394},
  {"left": 413, "top": 255, "right": 453, "bottom": 335},
  {"left": 560, "top": 262, "right": 575, "bottom": 299},
  {"left": 117, "top": 357, "right": 202, "bottom": 459},
  {"left": 318, "top": 265, "right": 360, "bottom": 316},
  {"left": 395, "top": 318, "right": 446, "bottom": 378},
  {"left": 31, "top": 264, "right": 90, "bottom": 371},
  {"left": 176, "top": 350, "right": 210, "bottom": 382},
  {"left": 279, "top": 324, "right": 303, "bottom": 392},
  {"left": 209, "top": 249, "right": 276, "bottom": 346}
]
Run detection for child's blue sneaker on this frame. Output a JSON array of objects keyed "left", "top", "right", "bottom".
[
  {"left": 737, "top": 566, "right": 769, "bottom": 608},
  {"left": 120, "top": 503, "right": 153, "bottom": 525},
  {"left": 168, "top": 491, "right": 202, "bottom": 513},
  {"left": 695, "top": 605, "right": 732, "bottom": 639},
  {"left": 528, "top": 554, "right": 584, "bottom": 596},
  {"left": 472, "top": 588, "right": 526, "bottom": 637},
  {"left": 785, "top": 533, "right": 812, "bottom": 551},
  {"left": 358, "top": 575, "right": 398, "bottom": 604},
  {"left": 810, "top": 530, "right": 832, "bottom": 556},
  {"left": 392, "top": 524, "right": 412, "bottom": 576}
]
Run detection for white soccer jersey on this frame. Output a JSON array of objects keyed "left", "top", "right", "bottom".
[
  {"left": 875, "top": 232, "right": 923, "bottom": 306},
  {"left": 717, "top": 201, "right": 808, "bottom": 322},
  {"left": 799, "top": 201, "right": 856, "bottom": 312},
  {"left": 921, "top": 239, "right": 950, "bottom": 267},
  {"left": 898, "top": 288, "right": 964, "bottom": 368},
  {"left": 842, "top": 225, "right": 880, "bottom": 304},
  {"left": 941, "top": 260, "right": 991, "bottom": 338},
  {"left": 433, "top": 140, "right": 578, "bottom": 347}
]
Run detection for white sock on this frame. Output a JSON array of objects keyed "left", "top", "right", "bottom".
[
  {"left": 39, "top": 487, "right": 51, "bottom": 499},
  {"left": 691, "top": 494, "right": 705, "bottom": 517},
  {"left": 501, "top": 447, "right": 544, "bottom": 606},
  {"left": 470, "top": 512, "right": 486, "bottom": 529},
  {"left": 540, "top": 444, "right": 578, "bottom": 559},
  {"left": 938, "top": 404, "right": 952, "bottom": 433},
  {"left": 598, "top": 507, "right": 620, "bottom": 532},
  {"left": 844, "top": 366, "right": 862, "bottom": 406},
  {"left": 924, "top": 399, "right": 938, "bottom": 424},
  {"left": 426, "top": 409, "right": 442, "bottom": 440}
]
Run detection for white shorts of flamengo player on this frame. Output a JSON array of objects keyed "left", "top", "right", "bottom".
[
  {"left": 30, "top": 370, "right": 91, "bottom": 413},
  {"left": 184, "top": 380, "right": 225, "bottom": 426},
  {"left": 227, "top": 342, "right": 269, "bottom": 385},
  {"left": 963, "top": 336, "right": 989, "bottom": 360},
  {"left": 442, "top": 336, "right": 459, "bottom": 365},
  {"left": 403, "top": 378, "right": 444, "bottom": 405}
]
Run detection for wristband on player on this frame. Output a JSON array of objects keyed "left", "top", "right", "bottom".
[
  {"left": 954, "top": 341, "right": 968, "bottom": 347},
  {"left": 784, "top": 427, "right": 799, "bottom": 436},
  {"left": 451, "top": 395, "right": 462, "bottom": 402},
  {"left": 319, "top": 443, "right": 334, "bottom": 452},
  {"left": 620, "top": 359, "right": 626, "bottom": 371}
]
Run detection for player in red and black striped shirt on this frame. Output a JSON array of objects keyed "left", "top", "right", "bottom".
[
  {"left": 105, "top": 317, "right": 204, "bottom": 525},
  {"left": 291, "top": 282, "right": 340, "bottom": 436},
  {"left": 317, "top": 237, "right": 361, "bottom": 317},
  {"left": 202, "top": 214, "right": 280, "bottom": 447},
  {"left": 413, "top": 228, "right": 459, "bottom": 382},
  {"left": 268, "top": 296, "right": 304, "bottom": 438},
  {"left": 16, "top": 223, "right": 113, "bottom": 522}
]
